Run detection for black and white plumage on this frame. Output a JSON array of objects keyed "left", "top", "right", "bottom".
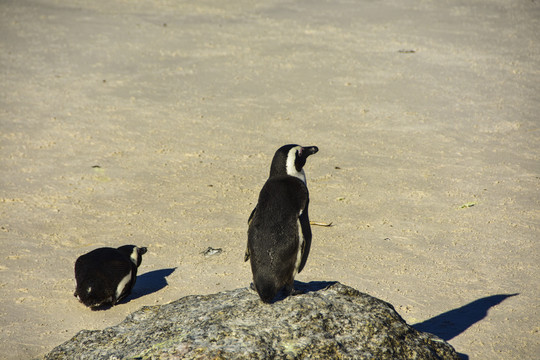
[
  {"left": 245, "top": 144, "right": 318, "bottom": 303},
  {"left": 74, "top": 245, "right": 147, "bottom": 309}
]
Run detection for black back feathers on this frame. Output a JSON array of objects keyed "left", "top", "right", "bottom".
[
  {"left": 247, "top": 144, "right": 318, "bottom": 303},
  {"left": 74, "top": 245, "right": 147, "bottom": 309}
]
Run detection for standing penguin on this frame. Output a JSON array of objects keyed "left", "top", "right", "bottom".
[
  {"left": 74, "top": 245, "right": 147, "bottom": 309},
  {"left": 245, "top": 144, "right": 318, "bottom": 303}
]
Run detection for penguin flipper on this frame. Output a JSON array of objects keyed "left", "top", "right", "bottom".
[
  {"left": 298, "top": 237, "right": 311, "bottom": 273},
  {"left": 248, "top": 206, "right": 257, "bottom": 225},
  {"left": 245, "top": 206, "right": 257, "bottom": 262},
  {"left": 297, "top": 210, "right": 312, "bottom": 274}
]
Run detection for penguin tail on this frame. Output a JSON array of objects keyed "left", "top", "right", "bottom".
[
  {"left": 254, "top": 277, "right": 278, "bottom": 304},
  {"left": 76, "top": 283, "right": 110, "bottom": 308}
]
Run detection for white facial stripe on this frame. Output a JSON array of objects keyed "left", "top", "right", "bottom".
[
  {"left": 116, "top": 270, "right": 132, "bottom": 300},
  {"left": 130, "top": 247, "right": 139, "bottom": 265},
  {"left": 286, "top": 146, "right": 306, "bottom": 184}
]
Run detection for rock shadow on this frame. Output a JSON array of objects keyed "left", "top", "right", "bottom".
[{"left": 412, "top": 292, "right": 518, "bottom": 359}]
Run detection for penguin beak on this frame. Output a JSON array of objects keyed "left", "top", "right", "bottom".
[
  {"left": 138, "top": 247, "right": 148, "bottom": 255},
  {"left": 300, "top": 146, "right": 319, "bottom": 158},
  {"left": 293, "top": 145, "right": 318, "bottom": 173}
]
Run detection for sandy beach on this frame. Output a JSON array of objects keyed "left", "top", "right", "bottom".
[{"left": 1, "top": 0, "right": 539, "bottom": 359}]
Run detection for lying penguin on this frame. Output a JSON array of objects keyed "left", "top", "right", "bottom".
[
  {"left": 245, "top": 144, "right": 318, "bottom": 303},
  {"left": 74, "top": 245, "right": 147, "bottom": 309}
]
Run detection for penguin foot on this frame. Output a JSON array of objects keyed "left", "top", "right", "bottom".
[
  {"left": 285, "top": 283, "right": 305, "bottom": 297},
  {"left": 249, "top": 282, "right": 256, "bottom": 292},
  {"left": 291, "top": 288, "right": 305, "bottom": 296}
]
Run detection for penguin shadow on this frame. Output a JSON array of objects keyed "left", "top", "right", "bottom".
[
  {"left": 126, "top": 267, "right": 177, "bottom": 302},
  {"left": 268, "top": 280, "right": 338, "bottom": 303},
  {"left": 88, "top": 268, "right": 176, "bottom": 311},
  {"left": 412, "top": 293, "right": 518, "bottom": 360}
]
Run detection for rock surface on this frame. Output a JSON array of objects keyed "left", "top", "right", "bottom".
[{"left": 45, "top": 282, "right": 460, "bottom": 359}]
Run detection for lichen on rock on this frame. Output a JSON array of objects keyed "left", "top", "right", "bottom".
[{"left": 45, "top": 282, "right": 460, "bottom": 359}]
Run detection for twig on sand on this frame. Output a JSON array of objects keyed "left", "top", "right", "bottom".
[{"left": 310, "top": 221, "right": 333, "bottom": 227}]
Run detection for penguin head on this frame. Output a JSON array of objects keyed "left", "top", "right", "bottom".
[
  {"left": 117, "top": 245, "right": 147, "bottom": 267},
  {"left": 269, "top": 144, "right": 319, "bottom": 183}
]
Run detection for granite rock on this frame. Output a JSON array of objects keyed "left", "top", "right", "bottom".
[{"left": 45, "top": 282, "right": 460, "bottom": 359}]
